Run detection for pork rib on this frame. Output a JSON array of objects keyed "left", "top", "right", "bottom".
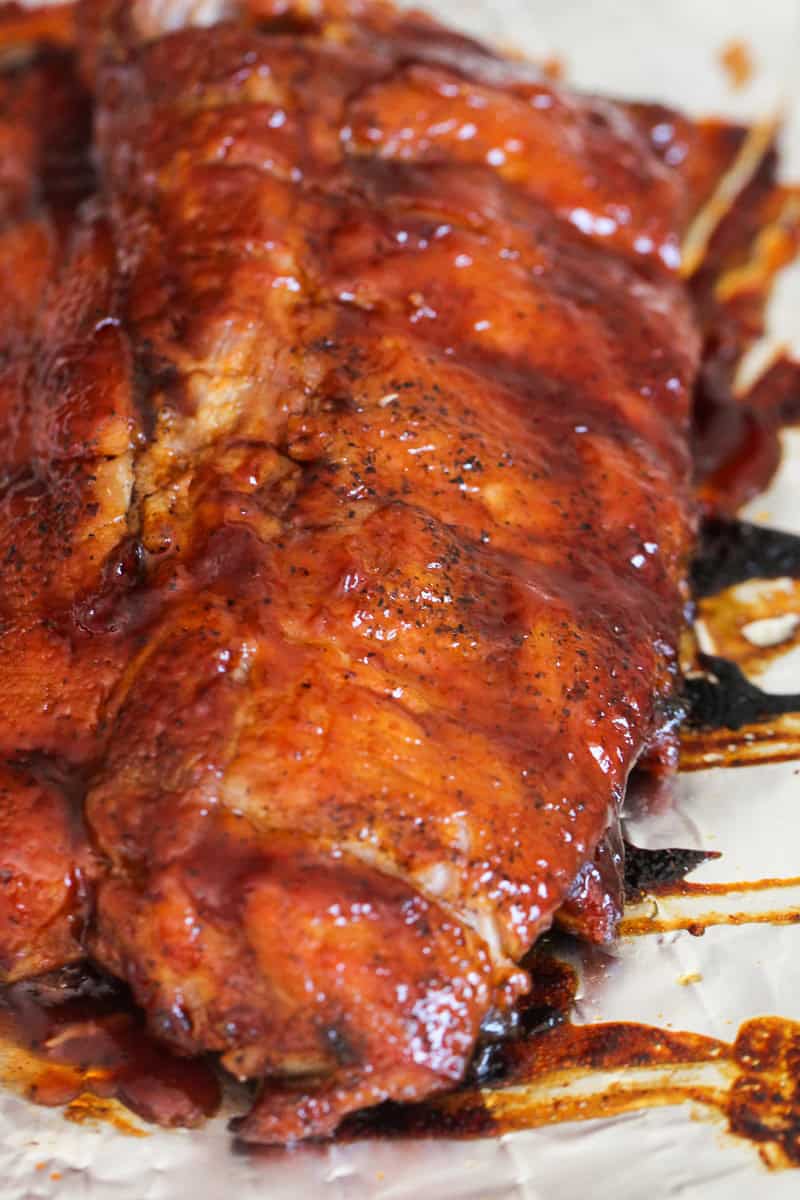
[
  {"left": 2, "top": 0, "right": 727, "bottom": 1140},
  {"left": 0, "top": 37, "right": 122, "bottom": 982}
]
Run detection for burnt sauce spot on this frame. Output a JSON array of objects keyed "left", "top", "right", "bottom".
[
  {"left": 693, "top": 516, "right": 800, "bottom": 598},
  {"left": 729, "top": 1019, "right": 800, "bottom": 1166},
  {"left": 684, "top": 653, "right": 800, "bottom": 731},
  {"left": 681, "top": 515, "right": 800, "bottom": 767},
  {"left": 467, "top": 943, "right": 579, "bottom": 1086},
  {"left": 622, "top": 842, "right": 721, "bottom": 901}
]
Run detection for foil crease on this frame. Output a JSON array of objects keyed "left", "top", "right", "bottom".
[{"left": 3, "top": 1, "right": 800, "bottom": 1196}]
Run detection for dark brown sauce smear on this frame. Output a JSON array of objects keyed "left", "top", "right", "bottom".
[
  {"left": 0, "top": 963, "right": 221, "bottom": 1129},
  {"left": 336, "top": 947, "right": 800, "bottom": 1169}
]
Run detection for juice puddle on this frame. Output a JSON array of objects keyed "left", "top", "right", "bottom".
[{"left": 0, "top": 964, "right": 220, "bottom": 1133}]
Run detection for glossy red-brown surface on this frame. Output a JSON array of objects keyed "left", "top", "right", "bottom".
[
  {"left": 0, "top": 43, "right": 104, "bottom": 982},
  {"left": 0, "top": 0, "right": 738, "bottom": 1141}
]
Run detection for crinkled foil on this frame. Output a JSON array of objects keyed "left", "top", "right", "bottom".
[{"left": 3, "top": 1, "right": 800, "bottom": 1196}]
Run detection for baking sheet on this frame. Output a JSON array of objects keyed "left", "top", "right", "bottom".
[{"left": 3, "top": 1, "right": 800, "bottom": 1196}]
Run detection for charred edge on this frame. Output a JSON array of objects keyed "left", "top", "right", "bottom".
[
  {"left": 684, "top": 653, "right": 800, "bottom": 731},
  {"left": 467, "top": 949, "right": 578, "bottom": 1087},
  {"left": 622, "top": 842, "right": 721, "bottom": 902},
  {"left": 0, "top": 961, "right": 132, "bottom": 1061},
  {"left": 693, "top": 516, "right": 800, "bottom": 598},
  {"left": 337, "top": 1093, "right": 498, "bottom": 1140}
]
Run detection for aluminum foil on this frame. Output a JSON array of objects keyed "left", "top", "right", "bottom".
[{"left": 3, "top": 1, "right": 800, "bottom": 1196}]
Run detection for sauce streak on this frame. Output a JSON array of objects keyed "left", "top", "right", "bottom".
[
  {"left": 648, "top": 873, "right": 800, "bottom": 898},
  {"left": 620, "top": 873, "right": 800, "bottom": 936},
  {"left": 339, "top": 950, "right": 800, "bottom": 1170},
  {"left": 680, "top": 721, "right": 800, "bottom": 770}
]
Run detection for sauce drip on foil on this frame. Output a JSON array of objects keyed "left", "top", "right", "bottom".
[
  {"left": 682, "top": 519, "right": 800, "bottom": 768},
  {"left": 338, "top": 946, "right": 800, "bottom": 1170},
  {"left": 0, "top": 964, "right": 221, "bottom": 1130}
]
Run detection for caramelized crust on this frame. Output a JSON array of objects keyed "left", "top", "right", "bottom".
[
  {"left": 0, "top": 0, "right": 743, "bottom": 1139},
  {"left": 0, "top": 42, "right": 109, "bottom": 980}
]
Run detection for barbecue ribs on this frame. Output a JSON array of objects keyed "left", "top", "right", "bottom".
[{"left": 0, "top": 0, "right": 741, "bottom": 1141}]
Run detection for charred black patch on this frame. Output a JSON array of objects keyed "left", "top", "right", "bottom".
[
  {"left": 685, "top": 654, "right": 800, "bottom": 731},
  {"left": 693, "top": 517, "right": 800, "bottom": 598},
  {"left": 623, "top": 842, "right": 721, "bottom": 901}
]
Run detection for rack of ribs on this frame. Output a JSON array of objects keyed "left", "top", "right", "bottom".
[{"left": 0, "top": 0, "right": 758, "bottom": 1142}]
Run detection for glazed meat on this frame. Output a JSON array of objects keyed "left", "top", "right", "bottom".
[
  {"left": 0, "top": 0, "right": 744, "bottom": 1141},
  {"left": 0, "top": 35, "right": 111, "bottom": 982}
]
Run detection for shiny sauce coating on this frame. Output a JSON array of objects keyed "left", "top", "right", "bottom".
[{"left": 0, "top": 0, "right": 800, "bottom": 1157}]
